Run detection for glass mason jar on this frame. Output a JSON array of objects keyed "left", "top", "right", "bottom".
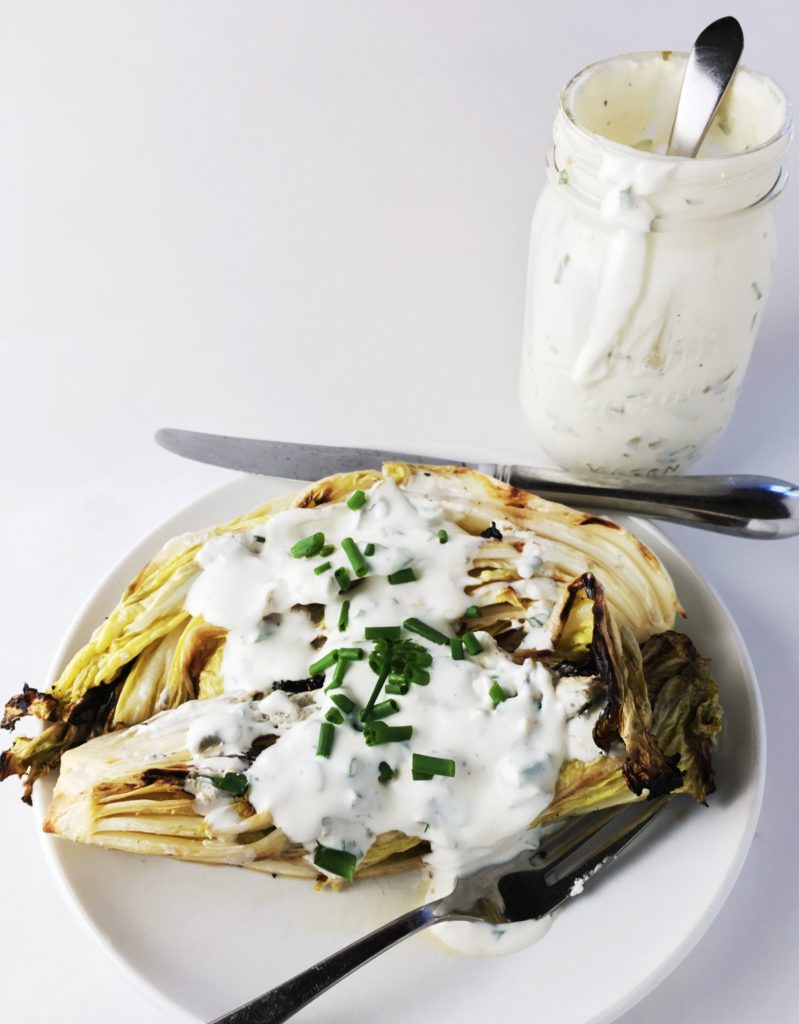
[{"left": 520, "top": 52, "right": 791, "bottom": 475}]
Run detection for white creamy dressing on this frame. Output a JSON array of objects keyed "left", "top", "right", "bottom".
[
  {"left": 521, "top": 53, "right": 790, "bottom": 474},
  {"left": 182, "top": 480, "right": 606, "bottom": 952}
]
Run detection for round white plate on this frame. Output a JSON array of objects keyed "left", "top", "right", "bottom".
[{"left": 33, "top": 473, "right": 764, "bottom": 1024}]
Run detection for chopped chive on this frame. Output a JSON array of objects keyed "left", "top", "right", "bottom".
[
  {"left": 364, "top": 542, "right": 376, "bottom": 556},
  {"left": 418, "top": 821, "right": 430, "bottom": 833},
  {"left": 412, "top": 753, "right": 456, "bottom": 778},
  {"left": 489, "top": 681, "right": 508, "bottom": 706},
  {"left": 252, "top": 535, "right": 265, "bottom": 543},
  {"left": 404, "top": 617, "right": 449, "bottom": 646},
  {"left": 342, "top": 537, "right": 368, "bottom": 578},
  {"left": 337, "top": 647, "right": 364, "bottom": 661},
  {"left": 313, "top": 843, "right": 357, "bottom": 882},
  {"left": 437, "top": 529, "right": 448, "bottom": 544},
  {"left": 363, "top": 721, "right": 413, "bottom": 746},
  {"left": 290, "top": 532, "right": 325, "bottom": 558},
  {"left": 364, "top": 626, "right": 401, "bottom": 641},
  {"left": 385, "top": 680, "right": 409, "bottom": 696},
  {"left": 388, "top": 567, "right": 417, "bottom": 585},
  {"left": 347, "top": 757, "right": 359, "bottom": 777},
  {"left": 334, "top": 567, "right": 353, "bottom": 593},
  {"left": 325, "top": 707, "right": 344, "bottom": 725},
  {"left": 347, "top": 489, "right": 367, "bottom": 511},
  {"left": 378, "top": 761, "right": 395, "bottom": 784},
  {"left": 411, "top": 769, "right": 433, "bottom": 780},
  {"left": 462, "top": 631, "right": 483, "bottom": 656},
  {"left": 338, "top": 599, "right": 350, "bottom": 632},
  {"left": 410, "top": 667, "right": 430, "bottom": 686},
  {"left": 450, "top": 637, "right": 464, "bottom": 661},
  {"left": 326, "top": 657, "right": 348, "bottom": 690},
  {"left": 316, "top": 722, "right": 335, "bottom": 757},
  {"left": 464, "top": 605, "right": 480, "bottom": 619},
  {"left": 320, "top": 544, "right": 335, "bottom": 557},
  {"left": 361, "top": 648, "right": 393, "bottom": 722},
  {"left": 202, "top": 772, "right": 249, "bottom": 796},
  {"left": 308, "top": 650, "right": 338, "bottom": 676},
  {"left": 314, "top": 561, "right": 332, "bottom": 575},
  {"left": 331, "top": 693, "right": 355, "bottom": 714},
  {"left": 369, "top": 698, "right": 400, "bottom": 721}
]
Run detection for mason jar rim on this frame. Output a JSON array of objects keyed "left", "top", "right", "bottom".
[{"left": 559, "top": 51, "right": 792, "bottom": 166}]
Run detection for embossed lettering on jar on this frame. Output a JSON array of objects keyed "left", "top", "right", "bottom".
[{"left": 520, "top": 52, "right": 791, "bottom": 475}]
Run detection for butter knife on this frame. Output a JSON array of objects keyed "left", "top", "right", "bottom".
[{"left": 154, "top": 428, "right": 799, "bottom": 539}]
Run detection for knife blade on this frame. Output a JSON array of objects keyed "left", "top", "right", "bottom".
[{"left": 154, "top": 428, "right": 799, "bottom": 539}]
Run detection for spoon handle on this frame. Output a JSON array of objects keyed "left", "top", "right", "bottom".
[
  {"left": 486, "top": 468, "right": 799, "bottom": 539},
  {"left": 208, "top": 901, "right": 443, "bottom": 1024},
  {"left": 668, "top": 16, "right": 745, "bottom": 157}
]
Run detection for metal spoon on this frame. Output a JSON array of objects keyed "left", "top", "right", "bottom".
[{"left": 667, "top": 15, "right": 744, "bottom": 157}]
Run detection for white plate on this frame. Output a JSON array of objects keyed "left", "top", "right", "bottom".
[{"left": 33, "top": 473, "right": 765, "bottom": 1024}]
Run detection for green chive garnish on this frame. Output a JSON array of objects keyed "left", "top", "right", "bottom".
[
  {"left": 347, "top": 490, "right": 367, "bottom": 511},
  {"left": 364, "top": 543, "right": 376, "bottom": 556},
  {"left": 316, "top": 722, "right": 335, "bottom": 757},
  {"left": 331, "top": 693, "right": 355, "bottom": 714},
  {"left": 385, "top": 680, "right": 409, "bottom": 696},
  {"left": 326, "top": 657, "right": 348, "bottom": 690},
  {"left": 489, "top": 681, "right": 508, "bottom": 706},
  {"left": 338, "top": 599, "right": 350, "bottom": 632},
  {"left": 464, "top": 605, "right": 480, "bottom": 619},
  {"left": 450, "top": 637, "right": 464, "bottom": 661},
  {"left": 202, "top": 772, "right": 249, "bottom": 796},
  {"left": 334, "top": 567, "right": 352, "bottom": 593},
  {"left": 368, "top": 698, "right": 400, "bottom": 721},
  {"left": 364, "top": 626, "right": 401, "bottom": 641},
  {"left": 361, "top": 648, "right": 392, "bottom": 722},
  {"left": 253, "top": 535, "right": 265, "bottom": 543},
  {"left": 308, "top": 650, "right": 338, "bottom": 676},
  {"left": 378, "top": 761, "right": 395, "bottom": 784},
  {"left": 412, "top": 769, "right": 433, "bottom": 780},
  {"left": 437, "top": 529, "right": 448, "bottom": 544},
  {"left": 314, "top": 561, "right": 332, "bottom": 575},
  {"left": 342, "top": 537, "right": 368, "bottom": 578},
  {"left": 412, "top": 753, "right": 456, "bottom": 778},
  {"left": 388, "top": 567, "right": 416, "bottom": 585},
  {"left": 462, "top": 631, "right": 483, "bottom": 655},
  {"left": 320, "top": 544, "right": 335, "bottom": 557},
  {"left": 404, "top": 617, "right": 449, "bottom": 646},
  {"left": 410, "top": 667, "right": 430, "bottom": 686},
  {"left": 326, "top": 707, "right": 344, "bottom": 725},
  {"left": 313, "top": 843, "right": 357, "bottom": 881},
  {"left": 363, "top": 721, "right": 413, "bottom": 746},
  {"left": 290, "top": 532, "right": 325, "bottom": 558},
  {"left": 337, "top": 647, "right": 364, "bottom": 661}
]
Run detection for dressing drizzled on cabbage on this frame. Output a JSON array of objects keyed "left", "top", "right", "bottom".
[{"left": 183, "top": 479, "right": 604, "bottom": 881}]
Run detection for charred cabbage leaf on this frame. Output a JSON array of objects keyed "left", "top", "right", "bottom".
[{"left": 536, "top": 576, "right": 722, "bottom": 825}]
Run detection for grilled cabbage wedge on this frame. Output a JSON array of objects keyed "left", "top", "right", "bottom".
[
  {"left": 3, "top": 464, "right": 722, "bottom": 884},
  {"left": 42, "top": 572, "right": 720, "bottom": 884},
  {"left": 2, "top": 464, "right": 682, "bottom": 802}
]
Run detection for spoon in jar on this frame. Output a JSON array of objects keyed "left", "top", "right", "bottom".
[{"left": 667, "top": 15, "right": 745, "bottom": 157}]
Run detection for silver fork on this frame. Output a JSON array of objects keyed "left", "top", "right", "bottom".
[{"left": 210, "top": 798, "right": 668, "bottom": 1024}]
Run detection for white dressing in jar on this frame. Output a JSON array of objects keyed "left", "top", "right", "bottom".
[{"left": 520, "top": 52, "right": 791, "bottom": 475}]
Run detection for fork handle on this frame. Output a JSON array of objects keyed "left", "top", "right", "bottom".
[{"left": 209, "top": 900, "right": 444, "bottom": 1024}]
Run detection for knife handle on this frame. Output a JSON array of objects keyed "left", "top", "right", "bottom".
[{"left": 483, "top": 466, "right": 799, "bottom": 539}]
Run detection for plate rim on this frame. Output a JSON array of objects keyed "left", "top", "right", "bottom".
[{"left": 31, "top": 472, "right": 766, "bottom": 1024}]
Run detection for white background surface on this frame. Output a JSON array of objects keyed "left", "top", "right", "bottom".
[{"left": 0, "top": 2, "right": 796, "bottom": 1022}]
